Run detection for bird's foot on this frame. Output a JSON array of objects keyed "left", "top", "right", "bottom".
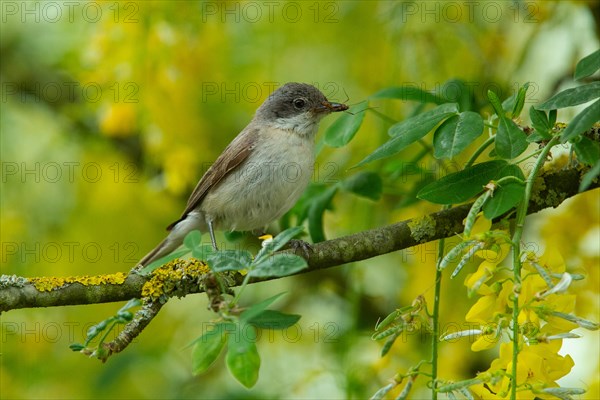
[{"left": 287, "top": 239, "right": 313, "bottom": 258}]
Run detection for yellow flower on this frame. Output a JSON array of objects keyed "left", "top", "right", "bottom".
[
  {"left": 475, "top": 242, "right": 511, "bottom": 265},
  {"left": 466, "top": 295, "right": 497, "bottom": 324},
  {"left": 483, "top": 342, "right": 513, "bottom": 396},
  {"left": 469, "top": 383, "right": 505, "bottom": 399},
  {"left": 471, "top": 328, "right": 499, "bottom": 352},
  {"left": 464, "top": 243, "right": 511, "bottom": 295},
  {"left": 476, "top": 340, "right": 574, "bottom": 399},
  {"left": 466, "top": 214, "right": 492, "bottom": 238},
  {"left": 515, "top": 342, "right": 574, "bottom": 395},
  {"left": 517, "top": 274, "right": 546, "bottom": 326},
  {"left": 465, "top": 260, "right": 497, "bottom": 294},
  {"left": 164, "top": 147, "right": 199, "bottom": 195},
  {"left": 466, "top": 281, "right": 512, "bottom": 324},
  {"left": 518, "top": 255, "right": 576, "bottom": 333},
  {"left": 99, "top": 103, "right": 138, "bottom": 137},
  {"left": 540, "top": 295, "right": 578, "bottom": 333}
]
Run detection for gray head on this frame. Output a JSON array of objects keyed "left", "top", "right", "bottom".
[{"left": 255, "top": 82, "right": 348, "bottom": 134}]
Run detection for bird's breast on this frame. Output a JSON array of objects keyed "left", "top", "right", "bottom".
[{"left": 200, "top": 127, "right": 315, "bottom": 231}]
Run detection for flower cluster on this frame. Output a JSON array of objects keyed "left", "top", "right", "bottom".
[{"left": 443, "top": 243, "right": 597, "bottom": 398}]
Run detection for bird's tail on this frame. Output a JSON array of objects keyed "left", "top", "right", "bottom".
[
  {"left": 136, "top": 215, "right": 204, "bottom": 270},
  {"left": 136, "top": 235, "right": 181, "bottom": 270}
]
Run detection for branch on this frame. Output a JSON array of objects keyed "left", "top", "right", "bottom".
[
  {"left": 102, "top": 300, "right": 163, "bottom": 361},
  {"left": 1, "top": 165, "right": 597, "bottom": 314}
]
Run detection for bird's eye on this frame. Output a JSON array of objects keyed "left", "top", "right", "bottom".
[{"left": 293, "top": 98, "right": 306, "bottom": 109}]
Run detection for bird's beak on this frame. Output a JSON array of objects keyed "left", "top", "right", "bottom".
[{"left": 314, "top": 101, "right": 349, "bottom": 113}]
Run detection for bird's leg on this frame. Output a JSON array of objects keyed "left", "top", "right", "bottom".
[{"left": 208, "top": 220, "right": 219, "bottom": 251}]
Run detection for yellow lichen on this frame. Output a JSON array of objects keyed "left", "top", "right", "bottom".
[
  {"left": 141, "top": 258, "right": 210, "bottom": 302},
  {"left": 408, "top": 215, "right": 436, "bottom": 243},
  {"left": 30, "top": 272, "right": 127, "bottom": 292}
]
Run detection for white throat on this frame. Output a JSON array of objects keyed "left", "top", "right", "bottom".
[{"left": 271, "top": 112, "right": 323, "bottom": 137}]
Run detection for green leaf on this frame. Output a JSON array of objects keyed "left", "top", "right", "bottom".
[
  {"left": 283, "top": 183, "right": 327, "bottom": 226},
  {"left": 495, "top": 117, "right": 528, "bottom": 159},
  {"left": 86, "top": 319, "right": 111, "bottom": 341},
  {"left": 433, "top": 111, "right": 484, "bottom": 159},
  {"left": 487, "top": 90, "right": 505, "bottom": 117},
  {"left": 511, "top": 83, "right": 530, "bottom": 118},
  {"left": 249, "top": 254, "right": 307, "bottom": 278},
  {"left": 573, "top": 136, "right": 600, "bottom": 165},
  {"left": 499, "top": 163, "right": 526, "bottom": 181},
  {"left": 342, "top": 171, "right": 383, "bottom": 200},
  {"left": 417, "top": 160, "right": 508, "bottom": 204},
  {"left": 116, "top": 311, "right": 133, "bottom": 322},
  {"left": 224, "top": 231, "right": 245, "bottom": 242},
  {"left": 501, "top": 92, "right": 517, "bottom": 115},
  {"left": 490, "top": 88, "right": 530, "bottom": 160},
  {"left": 529, "top": 106, "right": 552, "bottom": 139},
  {"left": 548, "top": 109, "right": 557, "bottom": 127},
  {"left": 138, "top": 248, "right": 190, "bottom": 275},
  {"left": 354, "top": 103, "right": 459, "bottom": 167},
  {"left": 526, "top": 131, "right": 547, "bottom": 143},
  {"left": 226, "top": 323, "right": 260, "bottom": 388},
  {"left": 246, "top": 310, "right": 301, "bottom": 329},
  {"left": 240, "top": 292, "right": 286, "bottom": 323},
  {"left": 254, "top": 226, "right": 305, "bottom": 262},
  {"left": 354, "top": 133, "right": 421, "bottom": 167},
  {"left": 119, "top": 298, "right": 142, "bottom": 313},
  {"left": 324, "top": 101, "right": 368, "bottom": 147},
  {"left": 206, "top": 250, "right": 252, "bottom": 272},
  {"left": 560, "top": 98, "right": 600, "bottom": 142},
  {"left": 482, "top": 183, "right": 525, "bottom": 219},
  {"left": 490, "top": 90, "right": 529, "bottom": 158},
  {"left": 537, "top": 82, "right": 600, "bottom": 110},
  {"left": 388, "top": 103, "right": 459, "bottom": 137},
  {"left": 574, "top": 49, "right": 600, "bottom": 81},
  {"left": 183, "top": 230, "right": 202, "bottom": 249},
  {"left": 69, "top": 343, "right": 85, "bottom": 351},
  {"left": 580, "top": 159, "right": 600, "bottom": 192},
  {"left": 308, "top": 185, "right": 338, "bottom": 243},
  {"left": 437, "top": 79, "right": 474, "bottom": 112},
  {"left": 191, "top": 244, "right": 215, "bottom": 260},
  {"left": 116, "top": 307, "right": 135, "bottom": 322},
  {"left": 370, "top": 86, "right": 446, "bottom": 104},
  {"left": 192, "top": 323, "right": 231, "bottom": 375}
]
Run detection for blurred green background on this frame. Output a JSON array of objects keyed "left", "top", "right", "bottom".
[{"left": 1, "top": 1, "right": 599, "bottom": 398}]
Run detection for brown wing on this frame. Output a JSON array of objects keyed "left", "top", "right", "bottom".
[{"left": 166, "top": 128, "right": 257, "bottom": 231}]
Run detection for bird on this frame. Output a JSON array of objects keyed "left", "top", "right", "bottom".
[{"left": 137, "top": 82, "right": 348, "bottom": 268}]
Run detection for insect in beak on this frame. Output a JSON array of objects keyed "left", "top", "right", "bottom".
[{"left": 315, "top": 101, "right": 349, "bottom": 113}]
